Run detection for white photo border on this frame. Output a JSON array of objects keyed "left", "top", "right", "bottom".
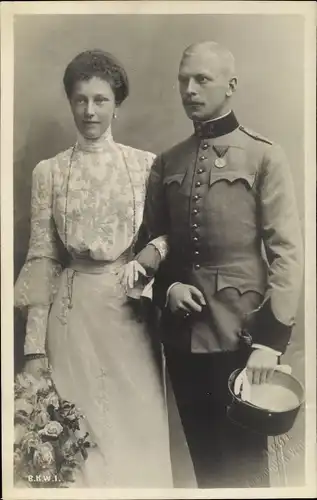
[{"left": 1, "top": 2, "right": 316, "bottom": 499}]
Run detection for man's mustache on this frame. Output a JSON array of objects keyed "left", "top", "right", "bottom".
[{"left": 182, "top": 99, "right": 204, "bottom": 105}]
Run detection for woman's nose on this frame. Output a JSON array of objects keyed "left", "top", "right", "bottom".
[{"left": 84, "top": 101, "right": 95, "bottom": 118}]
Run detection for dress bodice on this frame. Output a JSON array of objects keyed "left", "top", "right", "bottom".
[{"left": 28, "top": 128, "right": 156, "bottom": 263}]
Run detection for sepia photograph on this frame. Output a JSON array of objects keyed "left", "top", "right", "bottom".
[{"left": 1, "top": 1, "right": 316, "bottom": 499}]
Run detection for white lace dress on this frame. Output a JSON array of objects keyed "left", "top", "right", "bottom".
[{"left": 14, "top": 129, "right": 174, "bottom": 487}]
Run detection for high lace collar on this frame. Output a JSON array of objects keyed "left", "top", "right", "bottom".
[{"left": 76, "top": 126, "right": 114, "bottom": 153}]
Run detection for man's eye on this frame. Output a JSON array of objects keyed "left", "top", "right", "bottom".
[
  {"left": 75, "top": 97, "right": 86, "bottom": 104},
  {"left": 197, "top": 76, "right": 208, "bottom": 84}
]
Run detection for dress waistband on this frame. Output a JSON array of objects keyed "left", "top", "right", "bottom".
[{"left": 68, "top": 257, "right": 127, "bottom": 275}]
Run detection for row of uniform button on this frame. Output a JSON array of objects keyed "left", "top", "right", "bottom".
[{"left": 191, "top": 141, "right": 210, "bottom": 270}]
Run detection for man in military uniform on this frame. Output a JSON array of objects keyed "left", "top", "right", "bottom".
[{"left": 134, "top": 41, "right": 303, "bottom": 487}]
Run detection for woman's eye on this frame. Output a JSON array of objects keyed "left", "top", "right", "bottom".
[{"left": 95, "top": 97, "right": 107, "bottom": 104}]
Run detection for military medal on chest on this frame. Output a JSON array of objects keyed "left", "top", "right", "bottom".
[
  {"left": 213, "top": 145, "right": 229, "bottom": 168},
  {"left": 214, "top": 157, "right": 226, "bottom": 169}
]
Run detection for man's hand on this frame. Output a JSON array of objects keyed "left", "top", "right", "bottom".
[
  {"left": 167, "top": 283, "right": 206, "bottom": 314},
  {"left": 246, "top": 349, "right": 279, "bottom": 385}
]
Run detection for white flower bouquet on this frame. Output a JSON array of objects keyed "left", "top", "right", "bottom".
[{"left": 14, "top": 367, "right": 94, "bottom": 488}]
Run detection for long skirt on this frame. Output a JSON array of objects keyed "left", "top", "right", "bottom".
[{"left": 47, "top": 259, "right": 178, "bottom": 488}]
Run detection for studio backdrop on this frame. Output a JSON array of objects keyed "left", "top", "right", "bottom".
[{"left": 13, "top": 14, "right": 305, "bottom": 485}]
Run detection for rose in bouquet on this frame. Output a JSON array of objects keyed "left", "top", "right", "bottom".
[{"left": 14, "top": 367, "right": 95, "bottom": 488}]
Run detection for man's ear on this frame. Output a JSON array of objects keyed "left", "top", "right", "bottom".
[{"left": 226, "top": 76, "right": 237, "bottom": 97}]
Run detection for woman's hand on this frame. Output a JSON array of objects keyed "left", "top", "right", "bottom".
[
  {"left": 119, "top": 261, "right": 148, "bottom": 292},
  {"left": 24, "top": 357, "right": 48, "bottom": 380}
]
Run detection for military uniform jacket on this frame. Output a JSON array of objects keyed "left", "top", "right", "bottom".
[{"left": 136, "top": 111, "right": 303, "bottom": 354}]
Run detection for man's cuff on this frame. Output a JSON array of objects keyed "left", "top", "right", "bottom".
[
  {"left": 252, "top": 344, "right": 282, "bottom": 356},
  {"left": 165, "top": 282, "right": 182, "bottom": 307},
  {"left": 248, "top": 298, "right": 292, "bottom": 353}
]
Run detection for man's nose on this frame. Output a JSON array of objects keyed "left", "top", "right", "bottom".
[{"left": 186, "top": 78, "right": 198, "bottom": 95}]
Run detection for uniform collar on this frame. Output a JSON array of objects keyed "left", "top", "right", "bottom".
[{"left": 193, "top": 110, "right": 239, "bottom": 139}]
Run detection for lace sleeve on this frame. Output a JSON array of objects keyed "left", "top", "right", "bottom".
[
  {"left": 15, "top": 160, "right": 63, "bottom": 309},
  {"left": 14, "top": 160, "right": 64, "bottom": 355},
  {"left": 148, "top": 235, "right": 169, "bottom": 260},
  {"left": 24, "top": 306, "right": 50, "bottom": 355}
]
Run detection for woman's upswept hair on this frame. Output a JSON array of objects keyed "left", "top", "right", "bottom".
[{"left": 63, "top": 49, "right": 129, "bottom": 105}]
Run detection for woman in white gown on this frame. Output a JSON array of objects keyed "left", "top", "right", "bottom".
[{"left": 14, "top": 49, "right": 175, "bottom": 488}]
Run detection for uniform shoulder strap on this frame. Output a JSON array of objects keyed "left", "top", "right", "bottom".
[{"left": 239, "top": 125, "right": 273, "bottom": 145}]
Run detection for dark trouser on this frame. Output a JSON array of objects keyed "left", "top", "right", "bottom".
[{"left": 164, "top": 346, "right": 269, "bottom": 488}]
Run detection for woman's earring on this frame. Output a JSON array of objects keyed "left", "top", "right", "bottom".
[{"left": 113, "top": 112, "right": 117, "bottom": 119}]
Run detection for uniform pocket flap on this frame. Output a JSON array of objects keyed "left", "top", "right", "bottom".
[
  {"left": 163, "top": 173, "right": 186, "bottom": 186},
  {"left": 209, "top": 171, "right": 255, "bottom": 189},
  {"left": 217, "top": 272, "right": 264, "bottom": 295}
]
